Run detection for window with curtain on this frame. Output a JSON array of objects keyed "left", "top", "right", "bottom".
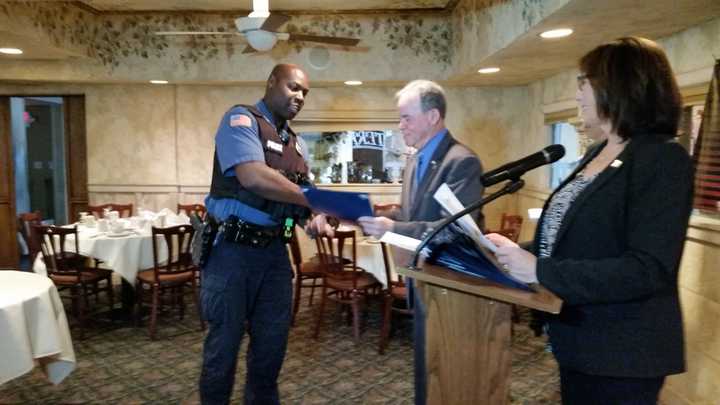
[{"left": 691, "top": 60, "right": 720, "bottom": 214}]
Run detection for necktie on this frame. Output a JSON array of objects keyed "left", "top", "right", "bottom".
[{"left": 415, "top": 154, "right": 424, "bottom": 187}]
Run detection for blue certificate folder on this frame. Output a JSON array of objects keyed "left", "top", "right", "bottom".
[
  {"left": 303, "top": 188, "right": 373, "bottom": 221},
  {"left": 426, "top": 232, "right": 532, "bottom": 292}
]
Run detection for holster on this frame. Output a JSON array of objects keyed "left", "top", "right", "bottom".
[{"left": 198, "top": 216, "right": 219, "bottom": 267}]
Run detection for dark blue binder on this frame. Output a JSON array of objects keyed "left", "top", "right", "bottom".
[
  {"left": 426, "top": 232, "right": 531, "bottom": 292},
  {"left": 303, "top": 188, "right": 373, "bottom": 221}
]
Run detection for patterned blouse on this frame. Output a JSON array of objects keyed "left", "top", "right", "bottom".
[{"left": 538, "top": 173, "right": 598, "bottom": 258}]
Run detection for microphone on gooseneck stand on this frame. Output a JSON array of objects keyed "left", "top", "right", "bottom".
[
  {"left": 411, "top": 144, "right": 566, "bottom": 268},
  {"left": 481, "top": 144, "right": 566, "bottom": 187}
]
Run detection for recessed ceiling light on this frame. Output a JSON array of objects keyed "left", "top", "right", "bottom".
[
  {"left": 344, "top": 80, "right": 362, "bottom": 86},
  {"left": 539, "top": 28, "right": 573, "bottom": 39},
  {"left": 149, "top": 80, "right": 169, "bottom": 84},
  {"left": 477, "top": 67, "right": 500, "bottom": 74},
  {"left": 0, "top": 48, "right": 23, "bottom": 55}
]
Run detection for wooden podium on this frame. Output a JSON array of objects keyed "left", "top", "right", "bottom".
[{"left": 396, "top": 258, "right": 562, "bottom": 405}]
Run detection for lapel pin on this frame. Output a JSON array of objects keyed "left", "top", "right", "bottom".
[{"left": 610, "top": 159, "right": 623, "bottom": 168}]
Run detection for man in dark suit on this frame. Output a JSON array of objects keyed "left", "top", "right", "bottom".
[{"left": 358, "top": 79, "right": 484, "bottom": 405}]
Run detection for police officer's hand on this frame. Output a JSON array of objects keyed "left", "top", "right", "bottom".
[
  {"left": 357, "top": 216, "right": 394, "bottom": 239},
  {"left": 305, "top": 214, "right": 335, "bottom": 238}
]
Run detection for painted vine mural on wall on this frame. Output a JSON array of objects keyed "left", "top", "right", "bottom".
[
  {"left": 451, "top": 0, "right": 545, "bottom": 56},
  {"left": 0, "top": 1, "right": 454, "bottom": 70}
]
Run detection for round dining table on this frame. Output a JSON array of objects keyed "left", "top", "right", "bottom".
[
  {"left": 0, "top": 271, "right": 76, "bottom": 385},
  {"left": 32, "top": 223, "right": 170, "bottom": 285}
]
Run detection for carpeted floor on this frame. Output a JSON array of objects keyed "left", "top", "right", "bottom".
[{"left": 0, "top": 286, "right": 560, "bottom": 404}]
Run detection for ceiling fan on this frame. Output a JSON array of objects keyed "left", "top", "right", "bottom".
[{"left": 154, "top": 0, "right": 361, "bottom": 53}]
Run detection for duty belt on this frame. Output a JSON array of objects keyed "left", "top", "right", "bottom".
[{"left": 220, "top": 215, "right": 283, "bottom": 249}]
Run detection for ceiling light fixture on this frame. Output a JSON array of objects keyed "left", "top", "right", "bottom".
[
  {"left": 0, "top": 48, "right": 23, "bottom": 55},
  {"left": 150, "top": 80, "right": 169, "bottom": 84},
  {"left": 477, "top": 67, "right": 500, "bottom": 74},
  {"left": 539, "top": 28, "right": 573, "bottom": 39},
  {"left": 344, "top": 80, "right": 363, "bottom": 86}
]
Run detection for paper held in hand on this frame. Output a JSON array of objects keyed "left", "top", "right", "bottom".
[
  {"left": 432, "top": 183, "right": 497, "bottom": 253},
  {"left": 378, "top": 182, "right": 495, "bottom": 254}
]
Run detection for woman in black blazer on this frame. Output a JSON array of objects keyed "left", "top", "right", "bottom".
[{"left": 488, "top": 37, "right": 695, "bottom": 404}]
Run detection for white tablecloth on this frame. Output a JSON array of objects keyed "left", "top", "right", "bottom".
[
  {"left": 33, "top": 225, "right": 169, "bottom": 285},
  {"left": 343, "top": 238, "right": 396, "bottom": 287},
  {"left": 0, "top": 271, "right": 76, "bottom": 385}
]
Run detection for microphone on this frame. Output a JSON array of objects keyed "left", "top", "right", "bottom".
[{"left": 482, "top": 144, "right": 565, "bottom": 187}]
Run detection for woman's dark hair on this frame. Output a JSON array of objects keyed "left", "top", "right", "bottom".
[{"left": 579, "top": 37, "right": 681, "bottom": 140}]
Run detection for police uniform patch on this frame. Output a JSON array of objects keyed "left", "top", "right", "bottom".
[
  {"left": 266, "top": 140, "right": 284, "bottom": 153},
  {"left": 230, "top": 114, "right": 252, "bottom": 127},
  {"left": 295, "top": 141, "right": 303, "bottom": 156}
]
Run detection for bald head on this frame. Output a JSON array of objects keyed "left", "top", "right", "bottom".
[{"left": 263, "top": 63, "right": 310, "bottom": 122}]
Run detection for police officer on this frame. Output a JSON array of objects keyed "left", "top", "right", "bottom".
[{"left": 199, "top": 63, "right": 333, "bottom": 405}]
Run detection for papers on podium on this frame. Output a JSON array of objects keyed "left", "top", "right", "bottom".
[
  {"left": 303, "top": 188, "right": 373, "bottom": 221},
  {"left": 380, "top": 183, "right": 531, "bottom": 292}
]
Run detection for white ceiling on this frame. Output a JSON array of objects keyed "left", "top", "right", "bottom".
[
  {"left": 79, "top": 0, "right": 454, "bottom": 12},
  {"left": 459, "top": 0, "right": 720, "bottom": 86}
]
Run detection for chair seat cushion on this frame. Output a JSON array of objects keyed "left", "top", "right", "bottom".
[
  {"left": 326, "top": 272, "right": 380, "bottom": 290},
  {"left": 309, "top": 254, "right": 352, "bottom": 266},
  {"left": 137, "top": 268, "right": 195, "bottom": 285},
  {"left": 50, "top": 268, "right": 112, "bottom": 285},
  {"left": 391, "top": 285, "right": 407, "bottom": 299},
  {"left": 298, "top": 260, "right": 324, "bottom": 276}
]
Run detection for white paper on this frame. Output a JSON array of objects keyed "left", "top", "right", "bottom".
[
  {"left": 379, "top": 231, "right": 421, "bottom": 252},
  {"left": 433, "top": 183, "right": 497, "bottom": 253}
]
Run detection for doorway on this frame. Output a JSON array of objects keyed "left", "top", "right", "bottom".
[
  {"left": 0, "top": 95, "right": 88, "bottom": 270},
  {"left": 12, "top": 97, "right": 68, "bottom": 269}
]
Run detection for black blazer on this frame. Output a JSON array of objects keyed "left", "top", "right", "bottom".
[{"left": 535, "top": 134, "right": 694, "bottom": 378}]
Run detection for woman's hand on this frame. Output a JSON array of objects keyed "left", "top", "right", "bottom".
[
  {"left": 485, "top": 232, "right": 518, "bottom": 248},
  {"left": 486, "top": 233, "right": 538, "bottom": 284}
]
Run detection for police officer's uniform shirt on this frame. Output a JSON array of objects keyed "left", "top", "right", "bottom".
[{"left": 205, "top": 100, "right": 309, "bottom": 225}]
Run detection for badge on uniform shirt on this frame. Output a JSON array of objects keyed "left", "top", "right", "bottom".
[
  {"left": 230, "top": 114, "right": 252, "bottom": 128},
  {"left": 295, "top": 141, "right": 303, "bottom": 157},
  {"left": 266, "top": 140, "right": 284, "bottom": 154}
]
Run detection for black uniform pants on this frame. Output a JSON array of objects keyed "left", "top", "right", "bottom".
[{"left": 199, "top": 238, "right": 292, "bottom": 405}]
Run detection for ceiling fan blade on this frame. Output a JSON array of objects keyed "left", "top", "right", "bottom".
[
  {"left": 154, "top": 31, "right": 237, "bottom": 36},
  {"left": 260, "top": 14, "right": 290, "bottom": 32},
  {"left": 287, "top": 34, "right": 360, "bottom": 47}
]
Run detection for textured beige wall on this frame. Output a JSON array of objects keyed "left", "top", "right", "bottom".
[{"left": 0, "top": 81, "right": 528, "bottom": 218}]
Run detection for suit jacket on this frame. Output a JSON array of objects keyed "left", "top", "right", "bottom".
[
  {"left": 391, "top": 132, "right": 484, "bottom": 239},
  {"left": 535, "top": 134, "right": 694, "bottom": 378}
]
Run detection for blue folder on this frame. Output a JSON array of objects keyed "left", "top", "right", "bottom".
[
  {"left": 303, "top": 188, "right": 373, "bottom": 221},
  {"left": 426, "top": 233, "right": 531, "bottom": 292}
]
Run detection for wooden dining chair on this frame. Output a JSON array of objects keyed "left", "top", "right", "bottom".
[
  {"left": 34, "top": 225, "right": 114, "bottom": 338},
  {"left": 88, "top": 203, "right": 133, "bottom": 218},
  {"left": 313, "top": 229, "right": 381, "bottom": 342},
  {"left": 135, "top": 224, "right": 205, "bottom": 340},
  {"left": 378, "top": 241, "right": 413, "bottom": 354},
  {"left": 177, "top": 203, "right": 207, "bottom": 220},
  {"left": 487, "top": 213, "right": 523, "bottom": 243},
  {"left": 18, "top": 211, "right": 42, "bottom": 262},
  {"left": 287, "top": 227, "right": 326, "bottom": 327}
]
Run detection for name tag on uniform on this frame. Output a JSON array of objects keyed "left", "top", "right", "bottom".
[
  {"left": 266, "top": 140, "right": 284, "bottom": 154},
  {"left": 295, "top": 141, "right": 303, "bottom": 157}
]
